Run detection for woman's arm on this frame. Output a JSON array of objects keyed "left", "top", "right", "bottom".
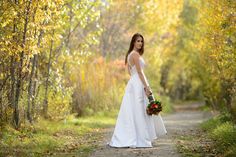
[
  {"left": 127, "top": 64, "right": 131, "bottom": 76},
  {"left": 132, "top": 52, "right": 151, "bottom": 95}
]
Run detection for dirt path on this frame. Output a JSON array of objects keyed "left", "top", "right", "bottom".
[{"left": 89, "top": 102, "right": 212, "bottom": 157}]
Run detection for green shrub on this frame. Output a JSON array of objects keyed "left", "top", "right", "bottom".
[
  {"left": 211, "top": 122, "right": 236, "bottom": 152},
  {"left": 201, "top": 113, "right": 233, "bottom": 131},
  {"left": 201, "top": 114, "right": 236, "bottom": 156},
  {"left": 201, "top": 117, "right": 221, "bottom": 131}
]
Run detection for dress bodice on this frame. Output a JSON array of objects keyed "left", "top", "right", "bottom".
[{"left": 127, "top": 52, "right": 146, "bottom": 76}]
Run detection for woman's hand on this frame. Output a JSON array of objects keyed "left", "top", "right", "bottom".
[{"left": 144, "top": 86, "right": 152, "bottom": 97}]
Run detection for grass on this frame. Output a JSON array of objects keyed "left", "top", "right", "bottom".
[
  {"left": 176, "top": 112, "right": 236, "bottom": 157},
  {"left": 0, "top": 110, "right": 117, "bottom": 157},
  {"left": 0, "top": 99, "right": 173, "bottom": 157},
  {"left": 200, "top": 113, "right": 236, "bottom": 156}
]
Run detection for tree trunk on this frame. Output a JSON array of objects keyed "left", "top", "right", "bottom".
[
  {"left": 26, "top": 4, "right": 40, "bottom": 123},
  {"left": 13, "top": 0, "right": 32, "bottom": 129},
  {"left": 28, "top": 33, "right": 41, "bottom": 121},
  {"left": 27, "top": 55, "right": 36, "bottom": 123},
  {"left": 43, "top": 30, "right": 54, "bottom": 118},
  {"left": 11, "top": 0, "right": 19, "bottom": 127},
  {"left": 222, "top": 79, "right": 236, "bottom": 121}
]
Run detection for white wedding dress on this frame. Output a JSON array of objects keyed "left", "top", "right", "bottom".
[{"left": 108, "top": 52, "right": 167, "bottom": 148}]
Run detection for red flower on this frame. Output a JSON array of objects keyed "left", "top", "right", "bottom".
[{"left": 151, "top": 104, "right": 158, "bottom": 109}]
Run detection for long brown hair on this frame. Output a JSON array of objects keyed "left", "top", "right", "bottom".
[{"left": 125, "top": 33, "right": 144, "bottom": 65}]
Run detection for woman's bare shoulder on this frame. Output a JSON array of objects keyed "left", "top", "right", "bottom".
[
  {"left": 132, "top": 51, "right": 141, "bottom": 60},
  {"left": 130, "top": 51, "right": 140, "bottom": 58}
]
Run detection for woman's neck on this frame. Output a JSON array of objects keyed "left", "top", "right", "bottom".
[
  {"left": 133, "top": 47, "right": 139, "bottom": 52},
  {"left": 133, "top": 48, "right": 140, "bottom": 53}
]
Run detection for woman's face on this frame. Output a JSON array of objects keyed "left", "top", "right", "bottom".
[{"left": 134, "top": 36, "right": 143, "bottom": 50}]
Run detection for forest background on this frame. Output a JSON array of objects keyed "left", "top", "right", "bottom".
[{"left": 0, "top": 0, "right": 235, "bottom": 156}]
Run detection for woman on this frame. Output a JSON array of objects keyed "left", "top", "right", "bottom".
[{"left": 108, "top": 33, "right": 167, "bottom": 148}]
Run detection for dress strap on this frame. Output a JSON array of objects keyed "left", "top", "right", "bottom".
[{"left": 127, "top": 51, "right": 134, "bottom": 67}]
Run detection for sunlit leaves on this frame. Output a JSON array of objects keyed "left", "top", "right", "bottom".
[
  {"left": 197, "top": 0, "right": 236, "bottom": 79},
  {"left": 0, "top": 0, "right": 106, "bottom": 124}
]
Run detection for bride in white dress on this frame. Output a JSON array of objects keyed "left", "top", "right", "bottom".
[{"left": 108, "top": 33, "right": 167, "bottom": 148}]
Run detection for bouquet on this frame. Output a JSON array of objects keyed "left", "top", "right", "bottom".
[{"left": 146, "top": 93, "right": 162, "bottom": 115}]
